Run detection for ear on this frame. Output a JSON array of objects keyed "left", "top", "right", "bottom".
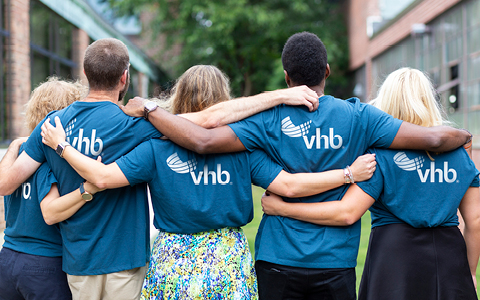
[
  {"left": 284, "top": 70, "right": 292, "bottom": 87},
  {"left": 325, "top": 64, "right": 331, "bottom": 80},
  {"left": 120, "top": 69, "right": 128, "bottom": 85}
]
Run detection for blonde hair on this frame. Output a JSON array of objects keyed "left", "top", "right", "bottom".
[
  {"left": 25, "top": 76, "right": 87, "bottom": 132},
  {"left": 158, "top": 65, "right": 231, "bottom": 114},
  {"left": 370, "top": 68, "right": 446, "bottom": 127}
]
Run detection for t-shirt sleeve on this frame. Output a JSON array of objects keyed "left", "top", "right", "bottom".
[
  {"left": 35, "top": 163, "right": 58, "bottom": 203},
  {"left": 248, "top": 149, "right": 283, "bottom": 189},
  {"left": 24, "top": 115, "right": 54, "bottom": 163},
  {"left": 116, "top": 140, "right": 156, "bottom": 186},
  {"left": 361, "top": 104, "right": 403, "bottom": 148},
  {"left": 355, "top": 149, "right": 384, "bottom": 200},
  {"left": 228, "top": 111, "right": 270, "bottom": 152},
  {"left": 470, "top": 171, "right": 480, "bottom": 187}
]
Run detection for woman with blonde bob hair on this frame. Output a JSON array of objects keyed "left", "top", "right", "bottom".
[
  {"left": 40, "top": 65, "right": 378, "bottom": 299},
  {"left": 0, "top": 76, "right": 101, "bottom": 300},
  {"left": 261, "top": 67, "right": 480, "bottom": 300}
]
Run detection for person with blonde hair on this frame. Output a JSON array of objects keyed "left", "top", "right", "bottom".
[
  {"left": 0, "top": 76, "right": 102, "bottom": 300},
  {"left": 261, "top": 67, "right": 480, "bottom": 300},
  {"left": 41, "top": 64, "right": 377, "bottom": 299}
]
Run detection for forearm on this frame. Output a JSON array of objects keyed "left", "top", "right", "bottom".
[
  {"left": 463, "top": 225, "right": 480, "bottom": 276},
  {"left": 391, "top": 123, "right": 471, "bottom": 152},
  {"left": 41, "top": 182, "right": 99, "bottom": 225},
  {"left": 0, "top": 142, "right": 22, "bottom": 194},
  {"left": 268, "top": 170, "right": 346, "bottom": 198},
  {"left": 61, "top": 147, "right": 127, "bottom": 189},
  {"left": 149, "top": 108, "right": 245, "bottom": 154},
  {"left": 181, "top": 92, "right": 281, "bottom": 128},
  {"left": 275, "top": 200, "right": 358, "bottom": 226}
]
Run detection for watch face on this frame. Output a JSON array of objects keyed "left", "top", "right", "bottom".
[
  {"left": 145, "top": 101, "right": 157, "bottom": 111},
  {"left": 82, "top": 193, "right": 93, "bottom": 201}
]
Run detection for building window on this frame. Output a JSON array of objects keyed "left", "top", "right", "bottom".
[
  {"left": 0, "top": 0, "right": 7, "bottom": 142},
  {"left": 30, "top": 0, "right": 76, "bottom": 88}
]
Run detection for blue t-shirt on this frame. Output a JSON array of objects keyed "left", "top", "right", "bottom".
[
  {"left": 3, "top": 146, "right": 61, "bottom": 257},
  {"left": 24, "top": 101, "right": 161, "bottom": 275},
  {"left": 228, "top": 96, "right": 403, "bottom": 269},
  {"left": 116, "top": 139, "right": 282, "bottom": 234},
  {"left": 357, "top": 148, "right": 480, "bottom": 228}
]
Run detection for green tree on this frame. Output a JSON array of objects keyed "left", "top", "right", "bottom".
[{"left": 109, "top": 0, "right": 349, "bottom": 97}]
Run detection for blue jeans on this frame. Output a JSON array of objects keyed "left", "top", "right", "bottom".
[
  {"left": 255, "top": 260, "right": 356, "bottom": 300},
  {"left": 0, "top": 247, "right": 71, "bottom": 300}
]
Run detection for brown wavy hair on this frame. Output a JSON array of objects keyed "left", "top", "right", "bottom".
[
  {"left": 159, "top": 65, "right": 231, "bottom": 114},
  {"left": 25, "top": 76, "right": 88, "bottom": 132}
]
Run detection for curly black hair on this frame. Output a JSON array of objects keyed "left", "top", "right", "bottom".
[{"left": 281, "top": 32, "right": 328, "bottom": 87}]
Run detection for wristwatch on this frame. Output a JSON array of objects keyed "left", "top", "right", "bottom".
[
  {"left": 79, "top": 182, "right": 93, "bottom": 202},
  {"left": 144, "top": 101, "right": 158, "bottom": 120},
  {"left": 55, "top": 141, "right": 70, "bottom": 158}
]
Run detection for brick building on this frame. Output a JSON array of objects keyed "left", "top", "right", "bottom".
[
  {"left": 0, "top": 0, "right": 168, "bottom": 232},
  {"left": 347, "top": 0, "right": 480, "bottom": 167}
]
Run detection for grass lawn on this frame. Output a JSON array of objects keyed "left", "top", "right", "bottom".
[{"left": 243, "top": 186, "right": 480, "bottom": 297}]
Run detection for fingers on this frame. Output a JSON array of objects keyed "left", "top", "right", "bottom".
[
  {"left": 54, "top": 116, "right": 63, "bottom": 128},
  {"left": 96, "top": 156, "right": 102, "bottom": 163}
]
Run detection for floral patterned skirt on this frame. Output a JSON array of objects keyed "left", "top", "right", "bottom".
[{"left": 141, "top": 227, "right": 258, "bottom": 300}]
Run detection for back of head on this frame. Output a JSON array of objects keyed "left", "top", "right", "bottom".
[
  {"left": 25, "top": 76, "right": 87, "bottom": 132},
  {"left": 167, "top": 65, "right": 231, "bottom": 114},
  {"left": 371, "top": 68, "right": 445, "bottom": 127},
  {"left": 84, "top": 38, "right": 129, "bottom": 91},
  {"left": 282, "top": 32, "right": 328, "bottom": 87}
]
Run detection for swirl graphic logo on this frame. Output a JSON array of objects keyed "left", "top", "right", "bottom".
[
  {"left": 281, "top": 116, "right": 312, "bottom": 137},
  {"left": 65, "top": 118, "right": 76, "bottom": 139},
  {"left": 393, "top": 152, "right": 424, "bottom": 171},
  {"left": 166, "top": 153, "right": 197, "bottom": 173}
]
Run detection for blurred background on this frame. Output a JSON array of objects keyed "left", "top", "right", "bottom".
[{"left": 0, "top": 0, "right": 480, "bottom": 294}]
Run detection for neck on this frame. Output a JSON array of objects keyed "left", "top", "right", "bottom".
[
  {"left": 84, "top": 90, "right": 119, "bottom": 103},
  {"left": 289, "top": 83, "right": 324, "bottom": 98}
]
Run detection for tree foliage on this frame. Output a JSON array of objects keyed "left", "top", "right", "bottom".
[{"left": 108, "top": 0, "right": 349, "bottom": 97}]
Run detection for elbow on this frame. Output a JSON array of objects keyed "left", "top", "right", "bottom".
[
  {"left": 43, "top": 212, "right": 59, "bottom": 226},
  {"left": 192, "top": 138, "right": 217, "bottom": 154},
  {"left": 426, "top": 135, "right": 444, "bottom": 151},
  {"left": 338, "top": 211, "right": 360, "bottom": 226}
]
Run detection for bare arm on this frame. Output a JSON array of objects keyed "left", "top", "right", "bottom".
[
  {"left": 41, "top": 182, "right": 103, "bottom": 225},
  {"left": 41, "top": 117, "right": 130, "bottom": 189},
  {"left": 458, "top": 186, "right": 480, "bottom": 289},
  {"left": 390, "top": 122, "right": 471, "bottom": 152},
  {"left": 267, "top": 154, "right": 376, "bottom": 198},
  {"left": 0, "top": 138, "right": 41, "bottom": 195},
  {"left": 121, "top": 86, "right": 318, "bottom": 129},
  {"left": 124, "top": 105, "right": 246, "bottom": 154},
  {"left": 261, "top": 184, "right": 375, "bottom": 226},
  {"left": 179, "top": 86, "right": 319, "bottom": 128}
]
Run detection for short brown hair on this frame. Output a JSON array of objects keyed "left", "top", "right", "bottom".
[
  {"left": 25, "top": 76, "right": 87, "bottom": 132},
  {"left": 83, "top": 38, "right": 129, "bottom": 91},
  {"left": 162, "top": 65, "right": 231, "bottom": 114}
]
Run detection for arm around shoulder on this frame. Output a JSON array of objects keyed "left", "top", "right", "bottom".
[{"left": 390, "top": 122, "right": 471, "bottom": 152}]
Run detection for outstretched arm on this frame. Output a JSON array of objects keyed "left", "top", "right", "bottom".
[
  {"left": 458, "top": 187, "right": 480, "bottom": 289},
  {"left": 261, "top": 184, "right": 375, "bottom": 226},
  {"left": 41, "top": 181, "right": 104, "bottom": 225},
  {"left": 121, "top": 86, "right": 318, "bottom": 128},
  {"left": 390, "top": 122, "right": 471, "bottom": 152},
  {"left": 41, "top": 118, "right": 130, "bottom": 189},
  {"left": 267, "top": 154, "right": 376, "bottom": 198},
  {"left": 0, "top": 138, "right": 41, "bottom": 195},
  {"left": 180, "top": 86, "right": 319, "bottom": 128}
]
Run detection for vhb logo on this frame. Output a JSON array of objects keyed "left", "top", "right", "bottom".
[
  {"left": 166, "top": 153, "right": 231, "bottom": 185},
  {"left": 65, "top": 118, "right": 104, "bottom": 156},
  {"left": 281, "top": 116, "right": 343, "bottom": 149},
  {"left": 22, "top": 182, "right": 31, "bottom": 199},
  {"left": 393, "top": 152, "right": 457, "bottom": 183}
]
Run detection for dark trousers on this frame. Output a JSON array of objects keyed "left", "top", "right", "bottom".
[
  {"left": 0, "top": 247, "right": 72, "bottom": 300},
  {"left": 255, "top": 260, "right": 356, "bottom": 300}
]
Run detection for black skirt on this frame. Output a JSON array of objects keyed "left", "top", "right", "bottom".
[{"left": 359, "top": 223, "right": 477, "bottom": 300}]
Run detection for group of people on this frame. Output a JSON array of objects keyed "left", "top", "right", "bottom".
[{"left": 0, "top": 30, "right": 477, "bottom": 300}]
